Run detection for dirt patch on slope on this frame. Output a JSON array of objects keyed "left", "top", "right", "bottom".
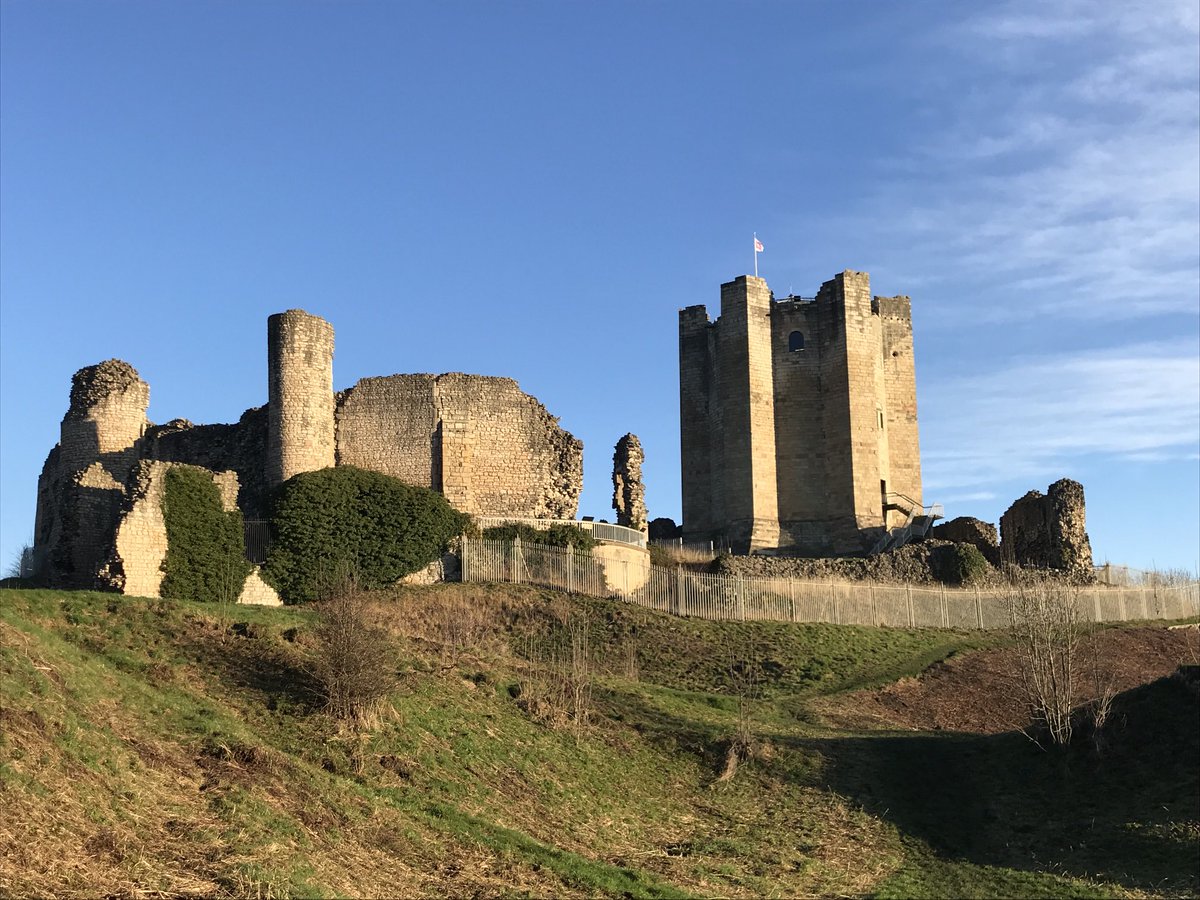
[{"left": 813, "top": 624, "right": 1199, "bottom": 734}]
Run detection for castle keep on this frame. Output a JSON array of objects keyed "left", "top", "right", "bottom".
[
  {"left": 33, "top": 309, "right": 583, "bottom": 591},
  {"left": 679, "top": 271, "right": 923, "bottom": 555}
]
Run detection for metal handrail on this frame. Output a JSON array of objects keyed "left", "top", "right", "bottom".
[{"left": 476, "top": 516, "right": 647, "bottom": 549}]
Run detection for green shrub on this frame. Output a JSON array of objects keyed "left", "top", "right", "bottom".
[
  {"left": 161, "top": 467, "right": 252, "bottom": 603},
  {"left": 481, "top": 523, "right": 597, "bottom": 551},
  {"left": 932, "top": 543, "right": 989, "bottom": 586},
  {"left": 264, "top": 466, "right": 470, "bottom": 604}
]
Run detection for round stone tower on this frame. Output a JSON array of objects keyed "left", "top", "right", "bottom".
[
  {"left": 59, "top": 359, "right": 150, "bottom": 475},
  {"left": 267, "top": 309, "right": 335, "bottom": 486}
]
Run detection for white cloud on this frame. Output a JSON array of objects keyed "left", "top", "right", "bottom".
[
  {"left": 880, "top": 0, "right": 1200, "bottom": 322},
  {"left": 921, "top": 340, "right": 1200, "bottom": 492}
]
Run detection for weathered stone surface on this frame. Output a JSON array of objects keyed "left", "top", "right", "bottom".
[
  {"left": 999, "top": 478, "right": 1093, "bottom": 577},
  {"left": 680, "top": 270, "right": 923, "bottom": 557},
  {"left": 144, "top": 407, "right": 270, "bottom": 517},
  {"left": 238, "top": 567, "right": 282, "bottom": 606},
  {"left": 100, "top": 461, "right": 239, "bottom": 597},
  {"left": 267, "top": 310, "right": 336, "bottom": 486},
  {"left": 931, "top": 516, "right": 1000, "bottom": 565},
  {"left": 335, "top": 373, "right": 582, "bottom": 518},
  {"left": 713, "top": 540, "right": 985, "bottom": 586},
  {"left": 33, "top": 312, "right": 587, "bottom": 590},
  {"left": 35, "top": 360, "right": 150, "bottom": 588},
  {"left": 612, "top": 433, "right": 647, "bottom": 532}
]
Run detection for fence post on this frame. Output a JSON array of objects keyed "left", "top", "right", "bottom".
[
  {"left": 1093, "top": 587, "right": 1102, "bottom": 622},
  {"left": 567, "top": 545, "right": 574, "bottom": 594},
  {"left": 974, "top": 587, "right": 983, "bottom": 630},
  {"left": 512, "top": 536, "right": 521, "bottom": 586},
  {"left": 832, "top": 581, "right": 840, "bottom": 625},
  {"left": 738, "top": 575, "right": 745, "bottom": 621},
  {"left": 940, "top": 585, "right": 947, "bottom": 628},
  {"left": 675, "top": 565, "right": 683, "bottom": 616},
  {"left": 906, "top": 584, "right": 914, "bottom": 628},
  {"left": 789, "top": 578, "right": 796, "bottom": 623},
  {"left": 869, "top": 584, "right": 877, "bottom": 626}
]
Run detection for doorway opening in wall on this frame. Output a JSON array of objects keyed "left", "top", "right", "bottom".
[{"left": 880, "top": 480, "right": 888, "bottom": 522}]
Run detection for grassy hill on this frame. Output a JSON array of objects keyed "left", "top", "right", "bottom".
[{"left": 1, "top": 583, "right": 1196, "bottom": 898}]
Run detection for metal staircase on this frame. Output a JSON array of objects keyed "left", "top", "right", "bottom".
[{"left": 868, "top": 492, "right": 944, "bottom": 555}]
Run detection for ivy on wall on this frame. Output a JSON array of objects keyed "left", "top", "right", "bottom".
[
  {"left": 263, "top": 466, "right": 471, "bottom": 604},
  {"left": 161, "top": 467, "right": 252, "bottom": 603}
]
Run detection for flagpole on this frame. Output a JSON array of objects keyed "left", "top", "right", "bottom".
[{"left": 753, "top": 233, "right": 758, "bottom": 278}]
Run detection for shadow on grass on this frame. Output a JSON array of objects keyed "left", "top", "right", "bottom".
[
  {"left": 602, "top": 676, "right": 1199, "bottom": 897},
  {"left": 806, "top": 676, "right": 1198, "bottom": 896},
  {"left": 182, "top": 623, "right": 321, "bottom": 713}
]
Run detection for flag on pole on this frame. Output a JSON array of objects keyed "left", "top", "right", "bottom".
[{"left": 754, "top": 236, "right": 764, "bottom": 253}]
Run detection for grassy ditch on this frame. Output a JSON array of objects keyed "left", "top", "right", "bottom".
[{"left": 1, "top": 585, "right": 1194, "bottom": 898}]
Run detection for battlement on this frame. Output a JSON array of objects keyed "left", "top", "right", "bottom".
[{"left": 874, "top": 294, "right": 912, "bottom": 321}]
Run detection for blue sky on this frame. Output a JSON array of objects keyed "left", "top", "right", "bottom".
[{"left": 2, "top": 0, "right": 1197, "bottom": 573}]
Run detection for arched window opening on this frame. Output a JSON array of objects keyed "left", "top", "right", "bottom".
[{"left": 788, "top": 331, "right": 805, "bottom": 352}]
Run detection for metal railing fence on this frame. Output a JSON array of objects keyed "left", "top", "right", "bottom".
[
  {"left": 243, "top": 520, "right": 272, "bottom": 565},
  {"left": 462, "top": 537, "right": 1200, "bottom": 630}
]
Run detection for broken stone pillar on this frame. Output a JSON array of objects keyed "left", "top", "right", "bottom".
[
  {"left": 1000, "top": 478, "right": 1093, "bottom": 576},
  {"left": 612, "top": 433, "right": 647, "bottom": 532}
]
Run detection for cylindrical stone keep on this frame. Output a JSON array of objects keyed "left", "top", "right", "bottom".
[{"left": 267, "top": 309, "right": 335, "bottom": 486}]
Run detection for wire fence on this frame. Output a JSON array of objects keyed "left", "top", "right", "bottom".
[{"left": 462, "top": 538, "right": 1200, "bottom": 630}]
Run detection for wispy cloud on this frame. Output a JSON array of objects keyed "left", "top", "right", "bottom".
[
  {"left": 921, "top": 340, "right": 1200, "bottom": 492},
  {"left": 878, "top": 0, "right": 1199, "bottom": 322}
]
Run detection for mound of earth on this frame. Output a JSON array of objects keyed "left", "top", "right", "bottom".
[{"left": 813, "top": 624, "right": 1199, "bottom": 734}]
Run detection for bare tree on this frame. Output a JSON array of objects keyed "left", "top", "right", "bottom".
[
  {"left": 716, "top": 641, "right": 765, "bottom": 782},
  {"left": 309, "top": 573, "right": 398, "bottom": 726}
]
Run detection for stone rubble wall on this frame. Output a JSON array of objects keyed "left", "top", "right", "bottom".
[
  {"left": 335, "top": 373, "right": 583, "bottom": 518},
  {"left": 101, "top": 461, "right": 239, "bottom": 597},
  {"left": 34, "top": 313, "right": 585, "bottom": 591},
  {"left": 612, "top": 433, "right": 647, "bottom": 531},
  {"left": 238, "top": 568, "right": 282, "bottom": 606},
  {"left": 713, "top": 540, "right": 975, "bottom": 586},
  {"left": 35, "top": 361, "right": 151, "bottom": 589},
  {"left": 1000, "top": 478, "right": 1093, "bottom": 576},
  {"left": 144, "top": 407, "right": 270, "bottom": 517},
  {"left": 931, "top": 516, "right": 1000, "bottom": 565}
]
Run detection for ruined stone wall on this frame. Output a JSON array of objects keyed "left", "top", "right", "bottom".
[
  {"left": 267, "top": 309, "right": 335, "bottom": 487},
  {"left": 335, "top": 373, "right": 582, "bottom": 518},
  {"left": 35, "top": 361, "right": 150, "bottom": 588},
  {"left": 101, "top": 461, "right": 239, "bottom": 597},
  {"left": 612, "top": 433, "right": 647, "bottom": 531},
  {"left": 931, "top": 516, "right": 1000, "bottom": 565},
  {"left": 1000, "top": 479, "right": 1093, "bottom": 576},
  {"left": 144, "top": 406, "right": 270, "bottom": 516}
]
